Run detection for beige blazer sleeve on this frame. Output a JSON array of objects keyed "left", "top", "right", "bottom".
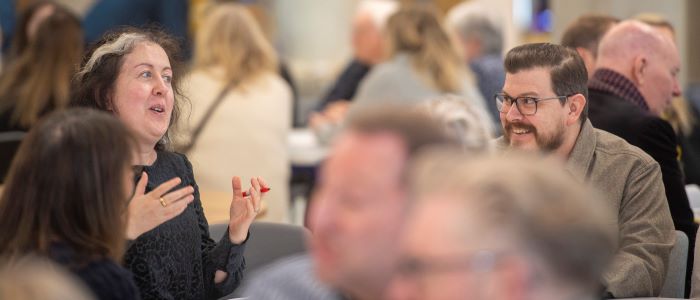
[
  {"left": 691, "top": 227, "right": 700, "bottom": 298},
  {"left": 603, "top": 162, "right": 675, "bottom": 297}
]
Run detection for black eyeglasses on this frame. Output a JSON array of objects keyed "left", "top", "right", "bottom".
[
  {"left": 395, "top": 251, "right": 502, "bottom": 279},
  {"left": 495, "top": 93, "right": 569, "bottom": 116}
]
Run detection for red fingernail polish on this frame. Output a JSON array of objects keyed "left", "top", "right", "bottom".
[{"left": 242, "top": 187, "right": 270, "bottom": 197}]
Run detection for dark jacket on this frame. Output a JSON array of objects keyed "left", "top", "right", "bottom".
[
  {"left": 588, "top": 88, "right": 697, "bottom": 241},
  {"left": 51, "top": 243, "right": 141, "bottom": 300},
  {"left": 316, "top": 59, "right": 371, "bottom": 111}
]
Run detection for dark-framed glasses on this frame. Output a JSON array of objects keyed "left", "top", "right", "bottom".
[
  {"left": 495, "top": 93, "right": 568, "bottom": 116},
  {"left": 395, "top": 251, "right": 502, "bottom": 280}
]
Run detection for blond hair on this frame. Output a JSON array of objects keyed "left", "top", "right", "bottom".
[
  {"left": 0, "top": 5, "right": 82, "bottom": 128},
  {"left": 193, "top": 3, "right": 278, "bottom": 86},
  {"left": 385, "top": 4, "right": 465, "bottom": 93}
]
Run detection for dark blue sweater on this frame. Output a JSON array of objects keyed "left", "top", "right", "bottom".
[{"left": 50, "top": 243, "right": 140, "bottom": 300}]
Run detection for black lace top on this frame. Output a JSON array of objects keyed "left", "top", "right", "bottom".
[{"left": 125, "top": 151, "right": 246, "bottom": 300}]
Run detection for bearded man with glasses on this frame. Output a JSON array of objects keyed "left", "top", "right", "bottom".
[{"left": 495, "top": 43, "right": 674, "bottom": 298}]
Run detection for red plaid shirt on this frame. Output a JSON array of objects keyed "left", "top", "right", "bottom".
[{"left": 589, "top": 68, "right": 649, "bottom": 112}]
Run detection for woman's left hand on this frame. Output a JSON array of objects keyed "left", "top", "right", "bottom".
[{"left": 228, "top": 176, "right": 267, "bottom": 244}]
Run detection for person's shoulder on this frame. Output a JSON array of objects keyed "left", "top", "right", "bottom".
[
  {"left": 186, "top": 68, "right": 224, "bottom": 90},
  {"left": 81, "top": 258, "right": 134, "bottom": 282},
  {"left": 366, "top": 55, "right": 411, "bottom": 79},
  {"left": 470, "top": 54, "right": 504, "bottom": 74},
  {"left": 593, "top": 128, "right": 658, "bottom": 167},
  {"left": 241, "top": 254, "right": 338, "bottom": 299},
  {"left": 587, "top": 90, "right": 636, "bottom": 114},
  {"left": 250, "top": 254, "right": 315, "bottom": 282},
  {"left": 254, "top": 72, "right": 293, "bottom": 95},
  {"left": 81, "top": 260, "right": 140, "bottom": 299},
  {"left": 638, "top": 114, "right": 675, "bottom": 137}
]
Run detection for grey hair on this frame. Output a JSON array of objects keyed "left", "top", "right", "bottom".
[
  {"left": 75, "top": 33, "right": 148, "bottom": 82},
  {"left": 453, "top": 15, "right": 503, "bottom": 55},
  {"left": 446, "top": 2, "right": 503, "bottom": 56},
  {"left": 355, "top": 0, "right": 398, "bottom": 30},
  {"left": 422, "top": 95, "right": 494, "bottom": 153}
]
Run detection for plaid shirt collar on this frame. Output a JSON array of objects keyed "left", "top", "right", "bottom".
[{"left": 588, "top": 68, "right": 648, "bottom": 111}]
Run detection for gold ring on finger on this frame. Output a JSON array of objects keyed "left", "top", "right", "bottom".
[{"left": 159, "top": 197, "right": 167, "bottom": 207}]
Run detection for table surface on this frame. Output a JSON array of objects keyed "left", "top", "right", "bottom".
[{"left": 288, "top": 128, "right": 328, "bottom": 166}]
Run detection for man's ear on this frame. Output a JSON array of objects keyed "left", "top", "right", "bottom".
[
  {"left": 566, "top": 94, "right": 586, "bottom": 126},
  {"left": 631, "top": 55, "right": 647, "bottom": 86}
]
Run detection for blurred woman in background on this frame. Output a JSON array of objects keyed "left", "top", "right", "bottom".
[
  {"left": 351, "top": 4, "right": 485, "bottom": 115},
  {"left": 0, "top": 109, "right": 140, "bottom": 299},
  {"left": 182, "top": 2, "right": 292, "bottom": 223},
  {"left": 0, "top": 2, "right": 82, "bottom": 132}
]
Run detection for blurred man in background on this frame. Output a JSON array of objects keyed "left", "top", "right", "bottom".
[
  {"left": 309, "top": 0, "right": 398, "bottom": 132},
  {"left": 560, "top": 14, "right": 619, "bottom": 78},
  {"left": 447, "top": 2, "right": 505, "bottom": 128},
  {"left": 588, "top": 19, "right": 697, "bottom": 269}
]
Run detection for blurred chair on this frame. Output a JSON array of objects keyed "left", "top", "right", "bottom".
[
  {"left": 687, "top": 184, "right": 700, "bottom": 221},
  {"left": 209, "top": 221, "right": 309, "bottom": 276},
  {"left": 0, "top": 131, "right": 24, "bottom": 183},
  {"left": 691, "top": 227, "right": 700, "bottom": 298},
  {"left": 659, "top": 230, "right": 688, "bottom": 298}
]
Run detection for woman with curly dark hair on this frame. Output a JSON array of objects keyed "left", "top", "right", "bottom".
[{"left": 73, "top": 27, "right": 267, "bottom": 299}]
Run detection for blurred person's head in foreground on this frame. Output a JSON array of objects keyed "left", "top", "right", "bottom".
[
  {"left": 560, "top": 14, "right": 619, "bottom": 78},
  {"left": 423, "top": 95, "right": 494, "bottom": 152},
  {"left": 0, "top": 2, "right": 82, "bottom": 129},
  {"left": 0, "top": 257, "right": 94, "bottom": 300},
  {"left": 385, "top": 4, "right": 466, "bottom": 93},
  {"left": 595, "top": 20, "right": 681, "bottom": 116},
  {"left": 352, "top": 0, "right": 398, "bottom": 65},
  {"left": 307, "top": 105, "right": 465, "bottom": 299},
  {"left": 389, "top": 151, "right": 615, "bottom": 300},
  {"left": 446, "top": 2, "right": 503, "bottom": 63},
  {"left": 499, "top": 43, "right": 588, "bottom": 158},
  {"left": 0, "top": 108, "right": 135, "bottom": 263}
]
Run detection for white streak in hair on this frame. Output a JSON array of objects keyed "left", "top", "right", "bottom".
[{"left": 75, "top": 33, "right": 148, "bottom": 81}]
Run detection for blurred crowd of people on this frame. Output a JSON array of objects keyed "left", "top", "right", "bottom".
[{"left": 0, "top": 1, "right": 699, "bottom": 300}]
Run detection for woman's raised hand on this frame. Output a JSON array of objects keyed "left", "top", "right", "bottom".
[
  {"left": 228, "top": 176, "right": 268, "bottom": 244},
  {"left": 126, "top": 172, "right": 195, "bottom": 239}
]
